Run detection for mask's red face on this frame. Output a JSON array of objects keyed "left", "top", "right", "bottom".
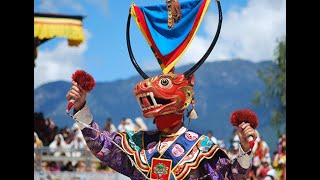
[{"left": 134, "top": 74, "right": 194, "bottom": 118}]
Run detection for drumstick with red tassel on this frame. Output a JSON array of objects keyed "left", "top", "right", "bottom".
[
  {"left": 230, "top": 109, "right": 258, "bottom": 150},
  {"left": 66, "top": 70, "right": 96, "bottom": 113}
]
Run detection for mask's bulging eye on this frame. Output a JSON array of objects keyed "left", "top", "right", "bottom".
[
  {"left": 159, "top": 78, "right": 172, "bottom": 88},
  {"left": 161, "top": 78, "right": 169, "bottom": 86}
]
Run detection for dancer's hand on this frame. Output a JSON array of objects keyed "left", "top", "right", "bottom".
[
  {"left": 66, "top": 80, "right": 87, "bottom": 112},
  {"left": 238, "top": 122, "right": 257, "bottom": 152}
]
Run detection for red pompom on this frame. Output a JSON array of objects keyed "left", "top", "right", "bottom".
[
  {"left": 72, "top": 70, "right": 96, "bottom": 92},
  {"left": 230, "top": 109, "right": 258, "bottom": 129}
]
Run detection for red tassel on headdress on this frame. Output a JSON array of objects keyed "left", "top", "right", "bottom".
[
  {"left": 230, "top": 109, "right": 258, "bottom": 149},
  {"left": 67, "top": 70, "right": 96, "bottom": 113}
]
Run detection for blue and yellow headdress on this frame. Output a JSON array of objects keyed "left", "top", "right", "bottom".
[{"left": 126, "top": 0, "right": 222, "bottom": 79}]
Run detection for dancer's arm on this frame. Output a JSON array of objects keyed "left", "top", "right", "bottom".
[
  {"left": 66, "top": 81, "right": 134, "bottom": 177},
  {"left": 205, "top": 123, "right": 256, "bottom": 179},
  {"left": 73, "top": 104, "right": 135, "bottom": 177},
  {"left": 203, "top": 146, "right": 253, "bottom": 179}
]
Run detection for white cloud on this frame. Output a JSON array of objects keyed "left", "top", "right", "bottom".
[
  {"left": 142, "top": 59, "right": 159, "bottom": 71},
  {"left": 39, "top": 0, "right": 59, "bottom": 12},
  {"left": 177, "top": 0, "right": 286, "bottom": 66},
  {"left": 37, "top": 0, "right": 109, "bottom": 16},
  {"left": 39, "top": 0, "right": 84, "bottom": 13},
  {"left": 85, "top": 0, "right": 109, "bottom": 16},
  {"left": 34, "top": 30, "right": 91, "bottom": 89}
]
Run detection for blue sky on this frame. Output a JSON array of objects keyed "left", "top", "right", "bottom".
[{"left": 34, "top": 0, "right": 286, "bottom": 88}]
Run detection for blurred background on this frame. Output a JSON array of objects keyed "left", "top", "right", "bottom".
[{"left": 34, "top": 0, "right": 286, "bottom": 179}]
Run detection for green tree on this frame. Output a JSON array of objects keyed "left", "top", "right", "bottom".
[{"left": 253, "top": 37, "right": 286, "bottom": 135}]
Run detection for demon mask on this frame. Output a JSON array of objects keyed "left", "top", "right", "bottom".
[{"left": 134, "top": 73, "right": 194, "bottom": 118}]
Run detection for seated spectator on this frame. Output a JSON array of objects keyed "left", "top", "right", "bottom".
[
  {"left": 49, "top": 134, "right": 70, "bottom": 157},
  {"left": 227, "top": 143, "right": 239, "bottom": 160},
  {"left": 117, "top": 117, "right": 127, "bottom": 132},
  {"left": 124, "top": 118, "right": 136, "bottom": 131},
  {"left": 206, "top": 130, "right": 218, "bottom": 144},
  {"left": 61, "top": 161, "right": 75, "bottom": 171},
  {"left": 48, "top": 161, "right": 60, "bottom": 172},
  {"left": 34, "top": 132, "right": 43, "bottom": 148},
  {"left": 75, "top": 161, "right": 87, "bottom": 172},
  {"left": 273, "top": 146, "right": 286, "bottom": 180},
  {"left": 71, "top": 123, "right": 87, "bottom": 149},
  {"left": 264, "top": 168, "right": 276, "bottom": 180},
  {"left": 104, "top": 117, "right": 117, "bottom": 133},
  {"left": 255, "top": 136, "right": 270, "bottom": 160},
  {"left": 217, "top": 139, "right": 226, "bottom": 151},
  {"left": 34, "top": 132, "right": 43, "bottom": 158},
  {"left": 135, "top": 117, "right": 148, "bottom": 131},
  {"left": 41, "top": 161, "right": 49, "bottom": 172},
  {"left": 256, "top": 157, "right": 270, "bottom": 179}
]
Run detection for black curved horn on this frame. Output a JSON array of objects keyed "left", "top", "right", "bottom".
[
  {"left": 184, "top": 0, "right": 223, "bottom": 78},
  {"left": 126, "top": 12, "right": 149, "bottom": 79}
]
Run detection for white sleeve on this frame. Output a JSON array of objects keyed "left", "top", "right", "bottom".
[
  {"left": 237, "top": 145, "right": 253, "bottom": 169},
  {"left": 73, "top": 103, "right": 94, "bottom": 130}
]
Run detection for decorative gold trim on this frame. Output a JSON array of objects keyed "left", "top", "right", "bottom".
[
  {"left": 172, "top": 135, "right": 204, "bottom": 171},
  {"left": 34, "top": 17, "right": 82, "bottom": 25},
  {"left": 176, "top": 145, "right": 220, "bottom": 179},
  {"left": 118, "top": 132, "right": 150, "bottom": 172}
]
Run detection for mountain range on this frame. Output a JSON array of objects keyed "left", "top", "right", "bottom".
[{"left": 34, "top": 60, "right": 279, "bottom": 152}]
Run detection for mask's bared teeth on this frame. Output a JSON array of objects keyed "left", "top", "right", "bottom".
[{"left": 150, "top": 92, "right": 157, "bottom": 106}]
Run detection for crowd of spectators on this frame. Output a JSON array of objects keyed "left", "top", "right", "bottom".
[{"left": 34, "top": 112, "right": 149, "bottom": 173}]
